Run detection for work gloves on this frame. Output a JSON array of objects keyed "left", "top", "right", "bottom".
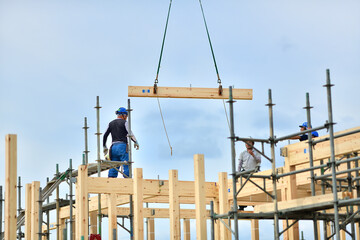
[{"left": 134, "top": 141, "right": 140, "bottom": 150}]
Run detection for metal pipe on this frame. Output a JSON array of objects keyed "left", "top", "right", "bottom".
[
  {"left": 112, "top": 228, "right": 116, "bottom": 240},
  {"left": 128, "top": 99, "right": 134, "bottom": 240},
  {"left": 0, "top": 186, "right": 3, "bottom": 240},
  {"left": 267, "top": 89, "right": 280, "bottom": 240},
  {"left": 312, "top": 128, "right": 360, "bottom": 145},
  {"left": 210, "top": 201, "right": 215, "bottom": 240},
  {"left": 17, "top": 176, "right": 22, "bottom": 239},
  {"left": 346, "top": 156, "right": 356, "bottom": 240},
  {"left": 46, "top": 177, "right": 50, "bottom": 240},
  {"left": 274, "top": 124, "right": 328, "bottom": 142},
  {"left": 325, "top": 69, "right": 340, "bottom": 240},
  {"left": 235, "top": 137, "right": 269, "bottom": 143},
  {"left": 63, "top": 228, "right": 67, "bottom": 240},
  {"left": 69, "top": 159, "right": 73, "bottom": 240},
  {"left": 56, "top": 164, "right": 60, "bottom": 240},
  {"left": 320, "top": 160, "right": 328, "bottom": 240},
  {"left": 95, "top": 96, "right": 102, "bottom": 237},
  {"left": 38, "top": 187, "right": 43, "bottom": 240},
  {"left": 83, "top": 117, "right": 89, "bottom": 165},
  {"left": 354, "top": 153, "right": 360, "bottom": 236},
  {"left": 315, "top": 167, "right": 360, "bottom": 180},
  {"left": 228, "top": 86, "right": 239, "bottom": 240}
]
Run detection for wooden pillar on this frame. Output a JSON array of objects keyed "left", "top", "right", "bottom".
[
  {"left": 183, "top": 219, "right": 191, "bottom": 240},
  {"left": 31, "top": 181, "right": 40, "bottom": 240},
  {"left": 76, "top": 165, "right": 89, "bottom": 240},
  {"left": 218, "top": 172, "right": 230, "bottom": 240},
  {"left": 59, "top": 218, "right": 66, "bottom": 240},
  {"left": 194, "top": 154, "right": 207, "bottom": 240},
  {"left": 213, "top": 200, "right": 220, "bottom": 240},
  {"left": 25, "top": 183, "right": 32, "bottom": 239},
  {"left": 340, "top": 229, "right": 346, "bottom": 240},
  {"left": 134, "top": 168, "right": 144, "bottom": 240},
  {"left": 5, "top": 134, "right": 17, "bottom": 240},
  {"left": 147, "top": 218, "right": 155, "bottom": 240},
  {"left": 89, "top": 211, "right": 98, "bottom": 235},
  {"left": 169, "top": 169, "right": 180, "bottom": 240},
  {"left": 251, "top": 219, "right": 259, "bottom": 240},
  {"left": 108, "top": 193, "right": 117, "bottom": 240}
]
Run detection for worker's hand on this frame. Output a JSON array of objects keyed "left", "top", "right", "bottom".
[
  {"left": 103, "top": 147, "right": 108, "bottom": 156},
  {"left": 134, "top": 142, "right": 140, "bottom": 150},
  {"left": 247, "top": 149, "right": 254, "bottom": 156}
]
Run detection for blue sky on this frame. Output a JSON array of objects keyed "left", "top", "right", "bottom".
[{"left": 1, "top": 1, "right": 359, "bottom": 239}]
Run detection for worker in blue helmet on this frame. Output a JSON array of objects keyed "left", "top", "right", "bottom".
[
  {"left": 103, "top": 107, "right": 139, "bottom": 178},
  {"left": 289, "top": 122, "right": 319, "bottom": 141}
]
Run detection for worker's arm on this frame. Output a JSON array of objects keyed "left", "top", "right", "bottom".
[
  {"left": 238, "top": 153, "right": 243, "bottom": 172},
  {"left": 125, "top": 121, "right": 139, "bottom": 150},
  {"left": 103, "top": 125, "right": 111, "bottom": 148}
]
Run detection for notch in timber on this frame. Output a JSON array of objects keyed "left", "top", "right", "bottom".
[{"left": 128, "top": 86, "right": 253, "bottom": 100}]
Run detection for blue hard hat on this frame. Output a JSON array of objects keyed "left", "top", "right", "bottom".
[
  {"left": 299, "top": 122, "right": 308, "bottom": 128},
  {"left": 115, "top": 107, "right": 128, "bottom": 115},
  {"left": 312, "top": 131, "right": 319, "bottom": 137}
]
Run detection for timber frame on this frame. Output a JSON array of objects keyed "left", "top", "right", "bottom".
[{"left": 2, "top": 69, "right": 360, "bottom": 240}]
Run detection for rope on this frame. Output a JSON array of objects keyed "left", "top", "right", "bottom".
[
  {"left": 222, "top": 99, "right": 231, "bottom": 133},
  {"left": 157, "top": 98, "right": 173, "bottom": 156},
  {"left": 198, "top": 0, "right": 221, "bottom": 85},
  {"left": 154, "top": 0, "right": 173, "bottom": 86}
]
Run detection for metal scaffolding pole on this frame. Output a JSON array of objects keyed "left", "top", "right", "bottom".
[
  {"left": 95, "top": 96, "right": 102, "bottom": 237},
  {"left": 229, "top": 86, "right": 239, "bottom": 240},
  {"left": 56, "top": 164, "right": 60, "bottom": 240},
  {"left": 346, "top": 155, "right": 356, "bottom": 240},
  {"left": 69, "top": 159, "right": 74, "bottom": 240},
  {"left": 305, "top": 92, "right": 319, "bottom": 240},
  {"left": 17, "top": 177, "right": 22, "bottom": 240},
  {"left": 83, "top": 117, "right": 89, "bottom": 165},
  {"left": 46, "top": 178, "right": 50, "bottom": 240},
  {"left": 325, "top": 69, "right": 341, "bottom": 240},
  {"left": 127, "top": 99, "right": 134, "bottom": 240},
  {"left": 267, "top": 89, "right": 280, "bottom": 240},
  {"left": 38, "top": 187, "right": 43, "bottom": 240},
  {"left": 0, "top": 186, "right": 3, "bottom": 240}
]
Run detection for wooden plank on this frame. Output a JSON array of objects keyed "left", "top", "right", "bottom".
[
  {"left": 134, "top": 168, "right": 144, "bottom": 240},
  {"left": 89, "top": 211, "right": 97, "bottom": 234},
  {"left": 107, "top": 193, "right": 117, "bottom": 240},
  {"left": 25, "top": 183, "right": 32, "bottom": 239},
  {"left": 128, "top": 86, "right": 253, "bottom": 100},
  {"left": 5, "top": 134, "right": 17, "bottom": 240},
  {"left": 58, "top": 219, "right": 66, "bottom": 240},
  {"left": 218, "top": 172, "right": 230, "bottom": 240},
  {"left": 76, "top": 165, "right": 89, "bottom": 239},
  {"left": 169, "top": 170, "right": 180, "bottom": 240},
  {"left": 147, "top": 218, "right": 155, "bottom": 240},
  {"left": 31, "top": 181, "right": 40, "bottom": 240},
  {"left": 194, "top": 154, "right": 207, "bottom": 239},
  {"left": 251, "top": 219, "right": 259, "bottom": 240},
  {"left": 183, "top": 219, "right": 191, "bottom": 240}
]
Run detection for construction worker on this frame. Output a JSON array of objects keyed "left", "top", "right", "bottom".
[
  {"left": 290, "top": 122, "right": 319, "bottom": 141},
  {"left": 237, "top": 140, "right": 261, "bottom": 172},
  {"left": 103, "top": 107, "right": 139, "bottom": 178}
]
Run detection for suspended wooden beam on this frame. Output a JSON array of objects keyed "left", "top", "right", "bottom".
[{"left": 128, "top": 86, "right": 253, "bottom": 100}]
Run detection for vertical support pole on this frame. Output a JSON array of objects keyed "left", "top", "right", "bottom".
[
  {"left": 46, "top": 178, "right": 50, "bottom": 240},
  {"left": 25, "top": 184, "right": 32, "bottom": 240},
  {"left": 194, "top": 154, "right": 207, "bottom": 240},
  {"left": 107, "top": 194, "right": 117, "bottom": 240},
  {"left": 83, "top": 117, "right": 89, "bottom": 165},
  {"left": 267, "top": 89, "right": 280, "bottom": 240},
  {"left": 76, "top": 165, "right": 89, "bottom": 240},
  {"left": 128, "top": 99, "right": 134, "bottom": 240},
  {"left": 89, "top": 211, "right": 97, "bottom": 235},
  {"left": 5, "top": 134, "right": 17, "bottom": 240},
  {"left": 69, "top": 159, "right": 74, "bottom": 240},
  {"left": 347, "top": 156, "right": 356, "bottom": 240},
  {"left": 31, "top": 181, "right": 40, "bottom": 240},
  {"left": 251, "top": 219, "right": 259, "bottom": 240},
  {"left": 0, "top": 186, "right": 3, "bottom": 240},
  {"left": 56, "top": 164, "right": 60, "bottom": 240},
  {"left": 325, "top": 69, "right": 340, "bottom": 240},
  {"left": 218, "top": 172, "right": 230, "bottom": 240},
  {"left": 169, "top": 170, "right": 180, "bottom": 240},
  {"left": 183, "top": 219, "right": 191, "bottom": 240},
  {"left": 59, "top": 219, "right": 66, "bottom": 240},
  {"left": 210, "top": 201, "right": 215, "bottom": 240},
  {"left": 95, "top": 96, "right": 102, "bottom": 237},
  {"left": 38, "top": 187, "right": 43, "bottom": 240},
  {"left": 354, "top": 154, "right": 360, "bottom": 240},
  {"left": 305, "top": 92, "right": 319, "bottom": 240},
  {"left": 134, "top": 168, "right": 144, "bottom": 240},
  {"left": 18, "top": 177, "right": 22, "bottom": 239},
  {"left": 228, "top": 86, "right": 239, "bottom": 240},
  {"left": 213, "top": 200, "right": 220, "bottom": 240},
  {"left": 147, "top": 218, "right": 155, "bottom": 240}
]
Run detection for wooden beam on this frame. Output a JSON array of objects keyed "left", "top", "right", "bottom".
[
  {"left": 169, "top": 170, "right": 180, "bottom": 240},
  {"left": 76, "top": 165, "right": 89, "bottom": 239},
  {"left": 194, "top": 154, "right": 207, "bottom": 239},
  {"left": 183, "top": 219, "right": 191, "bottom": 240},
  {"left": 89, "top": 211, "right": 97, "bottom": 234},
  {"left": 147, "top": 218, "right": 155, "bottom": 240},
  {"left": 218, "top": 172, "right": 230, "bottom": 240},
  {"left": 25, "top": 183, "right": 32, "bottom": 239},
  {"left": 251, "top": 219, "right": 259, "bottom": 240},
  {"left": 107, "top": 193, "right": 117, "bottom": 240},
  {"left": 31, "top": 181, "right": 40, "bottom": 240},
  {"left": 128, "top": 86, "right": 253, "bottom": 100},
  {"left": 5, "top": 134, "right": 17, "bottom": 240},
  {"left": 134, "top": 168, "right": 144, "bottom": 240}
]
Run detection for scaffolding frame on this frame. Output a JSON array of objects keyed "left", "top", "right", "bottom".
[{"left": 210, "top": 69, "right": 360, "bottom": 240}]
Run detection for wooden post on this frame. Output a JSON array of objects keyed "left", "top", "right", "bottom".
[
  {"left": 76, "top": 165, "right": 89, "bottom": 240},
  {"left": 340, "top": 229, "right": 346, "bottom": 240},
  {"left": 169, "top": 170, "right": 180, "bottom": 240},
  {"left": 147, "top": 218, "right": 155, "bottom": 240},
  {"left": 213, "top": 200, "right": 220, "bottom": 240},
  {"left": 134, "top": 168, "right": 144, "bottom": 240},
  {"left": 89, "top": 211, "right": 98, "bottom": 235},
  {"left": 5, "top": 134, "right": 17, "bottom": 240},
  {"left": 59, "top": 218, "right": 66, "bottom": 240},
  {"left": 31, "top": 181, "right": 40, "bottom": 240},
  {"left": 25, "top": 183, "right": 32, "bottom": 239},
  {"left": 251, "top": 219, "right": 259, "bottom": 240},
  {"left": 194, "top": 154, "right": 207, "bottom": 240},
  {"left": 107, "top": 193, "right": 117, "bottom": 240},
  {"left": 183, "top": 219, "right": 191, "bottom": 240},
  {"left": 218, "top": 172, "right": 230, "bottom": 240}
]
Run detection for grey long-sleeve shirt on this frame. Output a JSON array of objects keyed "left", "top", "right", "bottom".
[{"left": 238, "top": 149, "right": 261, "bottom": 172}]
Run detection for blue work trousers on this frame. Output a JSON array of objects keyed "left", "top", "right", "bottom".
[{"left": 108, "top": 143, "right": 129, "bottom": 178}]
